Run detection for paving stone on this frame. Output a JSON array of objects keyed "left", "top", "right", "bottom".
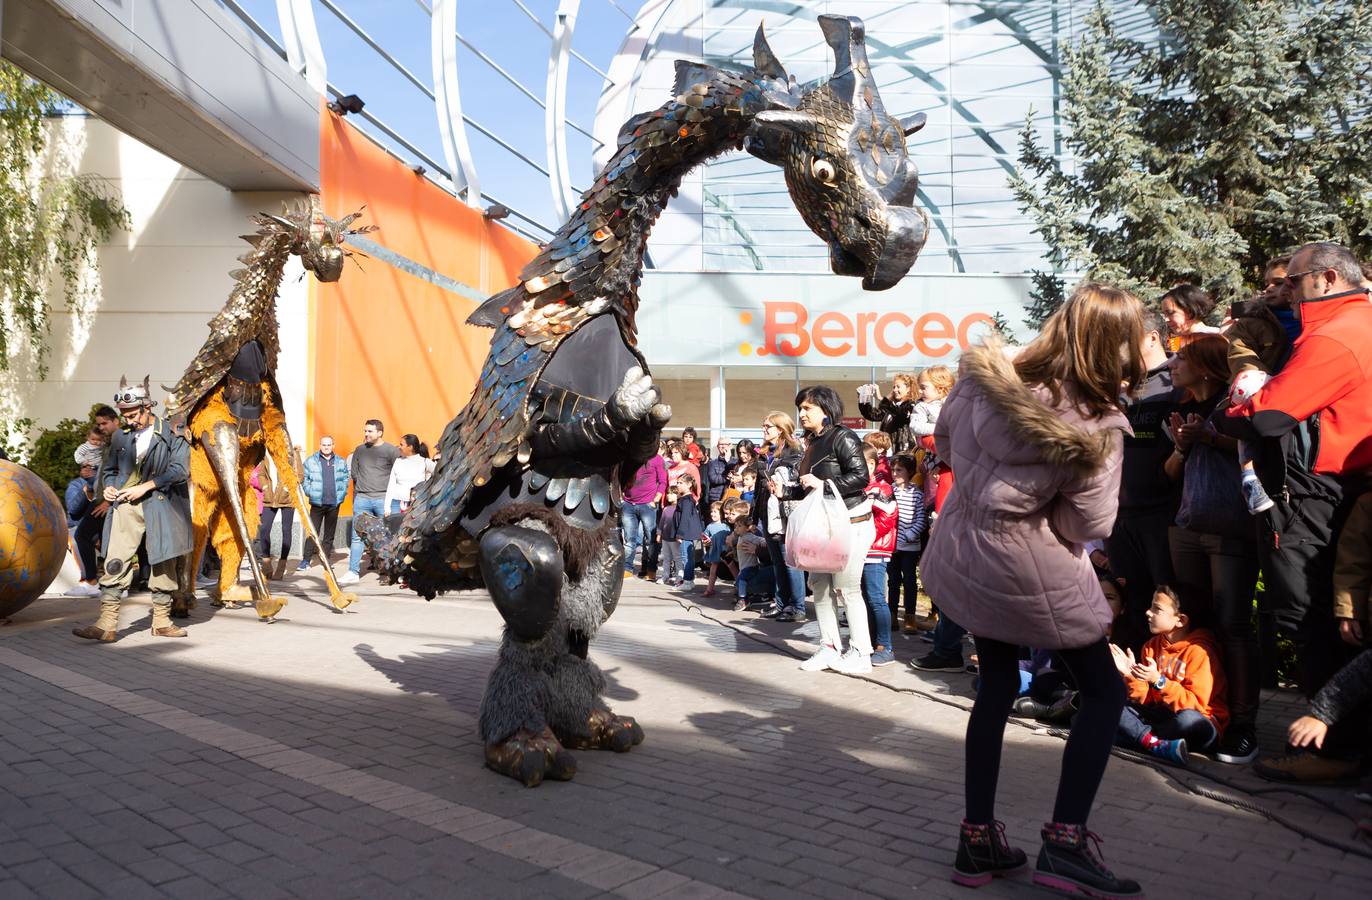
[{"left": 2, "top": 582, "right": 1370, "bottom": 900}]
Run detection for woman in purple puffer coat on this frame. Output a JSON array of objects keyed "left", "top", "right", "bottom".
[{"left": 922, "top": 283, "right": 1147, "bottom": 898}]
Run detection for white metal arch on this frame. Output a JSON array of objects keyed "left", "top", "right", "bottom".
[{"left": 432, "top": 0, "right": 483, "bottom": 208}]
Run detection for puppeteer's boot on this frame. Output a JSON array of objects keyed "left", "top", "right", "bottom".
[
  {"left": 72, "top": 594, "right": 120, "bottom": 643},
  {"left": 274, "top": 558, "right": 291, "bottom": 581},
  {"left": 150, "top": 594, "right": 188, "bottom": 638}
]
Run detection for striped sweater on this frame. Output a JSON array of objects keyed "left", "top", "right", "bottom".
[{"left": 893, "top": 483, "right": 925, "bottom": 551}]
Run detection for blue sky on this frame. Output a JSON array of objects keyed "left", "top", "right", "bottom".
[{"left": 226, "top": 1, "right": 645, "bottom": 240}]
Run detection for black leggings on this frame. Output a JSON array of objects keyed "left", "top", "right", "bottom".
[{"left": 966, "top": 635, "right": 1124, "bottom": 826}]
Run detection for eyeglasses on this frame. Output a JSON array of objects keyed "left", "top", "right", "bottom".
[
  {"left": 1283, "top": 268, "right": 1324, "bottom": 287},
  {"left": 760, "top": 423, "right": 778, "bottom": 431}
]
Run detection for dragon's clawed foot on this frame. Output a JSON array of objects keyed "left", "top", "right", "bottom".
[
  {"left": 561, "top": 709, "right": 645, "bottom": 753},
  {"left": 216, "top": 583, "right": 252, "bottom": 610},
  {"left": 484, "top": 727, "right": 577, "bottom": 787}
]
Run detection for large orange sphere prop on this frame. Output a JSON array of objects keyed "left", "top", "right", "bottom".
[{"left": 0, "top": 459, "right": 68, "bottom": 619}]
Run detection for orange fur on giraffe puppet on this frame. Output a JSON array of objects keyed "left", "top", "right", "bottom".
[{"left": 166, "top": 197, "right": 373, "bottom": 620}]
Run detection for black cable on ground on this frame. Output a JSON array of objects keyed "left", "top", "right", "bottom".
[{"left": 660, "top": 591, "right": 1372, "bottom": 862}]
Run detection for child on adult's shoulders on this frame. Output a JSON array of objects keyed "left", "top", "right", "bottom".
[
  {"left": 1110, "top": 585, "right": 1228, "bottom": 766},
  {"left": 862, "top": 431, "right": 894, "bottom": 484}
]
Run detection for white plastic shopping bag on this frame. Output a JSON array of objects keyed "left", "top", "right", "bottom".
[{"left": 784, "top": 480, "right": 852, "bottom": 573}]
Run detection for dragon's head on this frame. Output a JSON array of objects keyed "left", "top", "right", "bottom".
[
  {"left": 745, "top": 15, "right": 927, "bottom": 290},
  {"left": 261, "top": 196, "right": 375, "bottom": 283}
]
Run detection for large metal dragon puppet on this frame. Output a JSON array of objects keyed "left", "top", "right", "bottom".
[
  {"left": 360, "top": 15, "right": 928, "bottom": 786},
  {"left": 166, "top": 198, "right": 372, "bottom": 621}
]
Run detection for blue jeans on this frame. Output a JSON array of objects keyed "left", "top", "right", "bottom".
[
  {"left": 737, "top": 564, "right": 776, "bottom": 598},
  {"left": 860, "top": 561, "right": 892, "bottom": 650},
  {"left": 934, "top": 613, "right": 968, "bottom": 658},
  {"left": 765, "top": 534, "right": 806, "bottom": 614},
  {"left": 621, "top": 502, "right": 657, "bottom": 573},
  {"left": 1117, "top": 704, "right": 1218, "bottom": 753},
  {"left": 389, "top": 499, "right": 402, "bottom": 515},
  {"left": 348, "top": 494, "right": 387, "bottom": 574}
]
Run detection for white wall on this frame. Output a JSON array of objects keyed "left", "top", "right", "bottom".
[{"left": 2, "top": 116, "right": 309, "bottom": 441}]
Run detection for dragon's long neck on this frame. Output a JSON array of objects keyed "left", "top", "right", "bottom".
[
  {"left": 214, "top": 230, "right": 295, "bottom": 371},
  {"left": 517, "top": 63, "right": 781, "bottom": 335}
]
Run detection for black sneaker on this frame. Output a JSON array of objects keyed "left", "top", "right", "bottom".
[
  {"left": 1011, "top": 696, "right": 1052, "bottom": 718},
  {"left": 911, "top": 650, "right": 964, "bottom": 672},
  {"left": 775, "top": 609, "right": 796, "bottom": 622},
  {"left": 1214, "top": 725, "right": 1258, "bottom": 764},
  {"left": 759, "top": 603, "right": 781, "bottom": 618},
  {"left": 952, "top": 819, "right": 1026, "bottom": 888},
  {"left": 1033, "top": 823, "right": 1142, "bottom": 898}
]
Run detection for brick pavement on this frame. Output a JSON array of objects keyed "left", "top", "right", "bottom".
[{"left": 1, "top": 571, "right": 1369, "bottom": 899}]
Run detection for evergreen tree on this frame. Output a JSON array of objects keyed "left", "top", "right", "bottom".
[{"left": 1012, "top": 0, "right": 1372, "bottom": 304}]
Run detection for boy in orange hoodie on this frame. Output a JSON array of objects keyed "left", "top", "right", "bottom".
[{"left": 1110, "top": 584, "right": 1229, "bottom": 765}]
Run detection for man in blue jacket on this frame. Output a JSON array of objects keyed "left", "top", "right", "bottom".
[
  {"left": 73, "top": 376, "right": 192, "bottom": 642},
  {"left": 298, "top": 435, "right": 350, "bottom": 571}
]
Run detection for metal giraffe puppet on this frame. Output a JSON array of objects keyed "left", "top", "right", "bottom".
[
  {"left": 165, "top": 197, "right": 374, "bottom": 622},
  {"left": 359, "top": 16, "right": 928, "bottom": 786}
]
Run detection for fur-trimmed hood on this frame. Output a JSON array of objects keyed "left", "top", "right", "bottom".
[{"left": 958, "top": 341, "right": 1129, "bottom": 477}]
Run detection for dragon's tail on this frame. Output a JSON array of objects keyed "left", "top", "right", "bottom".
[{"left": 354, "top": 513, "right": 402, "bottom": 580}]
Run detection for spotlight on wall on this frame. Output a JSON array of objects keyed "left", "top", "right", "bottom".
[
  {"left": 327, "top": 94, "right": 365, "bottom": 116},
  {"left": 412, "top": 165, "right": 427, "bottom": 177},
  {"left": 483, "top": 204, "right": 510, "bottom": 221}
]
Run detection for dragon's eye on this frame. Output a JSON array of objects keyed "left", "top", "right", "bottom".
[{"left": 810, "top": 158, "right": 837, "bottom": 185}]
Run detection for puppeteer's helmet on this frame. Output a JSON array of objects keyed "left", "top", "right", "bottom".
[{"left": 113, "top": 374, "right": 155, "bottom": 410}]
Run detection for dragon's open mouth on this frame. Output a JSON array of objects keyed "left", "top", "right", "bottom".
[{"left": 828, "top": 205, "right": 929, "bottom": 292}]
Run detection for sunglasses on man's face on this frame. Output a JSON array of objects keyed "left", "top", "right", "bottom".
[{"left": 1283, "top": 268, "right": 1324, "bottom": 287}]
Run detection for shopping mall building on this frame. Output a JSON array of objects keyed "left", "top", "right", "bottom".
[{"left": 7, "top": 0, "right": 1149, "bottom": 447}]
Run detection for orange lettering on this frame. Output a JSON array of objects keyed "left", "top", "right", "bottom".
[
  {"left": 914, "top": 313, "right": 955, "bottom": 357},
  {"left": 855, "top": 311, "right": 877, "bottom": 356},
  {"left": 958, "top": 313, "right": 997, "bottom": 348},
  {"left": 875, "top": 312, "right": 914, "bottom": 356},
  {"left": 812, "top": 312, "right": 855, "bottom": 356},
  {"left": 764, "top": 301, "right": 809, "bottom": 356}
]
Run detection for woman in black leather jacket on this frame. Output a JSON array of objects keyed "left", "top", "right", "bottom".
[
  {"left": 755, "top": 411, "right": 805, "bottom": 621},
  {"left": 776, "top": 385, "right": 876, "bottom": 674}
]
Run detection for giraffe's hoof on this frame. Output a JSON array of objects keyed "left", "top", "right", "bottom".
[
  {"left": 330, "top": 591, "right": 359, "bottom": 612},
  {"left": 218, "top": 584, "right": 252, "bottom": 610},
  {"left": 255, "top": 595, "right": 289, "bottom": 621}
]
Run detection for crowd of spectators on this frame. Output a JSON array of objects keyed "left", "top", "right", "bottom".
[{"left": 646, "top": 240, "right": 1372, "bottom": 892}]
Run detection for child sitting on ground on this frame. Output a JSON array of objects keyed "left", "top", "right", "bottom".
[
  {"left": 730, "top": 515, "right": 773, "bottom": 612},
  {"left": 861, "top": 446, "right": 898, "bottom": 666},
  {"left": 701, "top": 501, "right": 733, "bottom": 598},
  {"left": 1111, "top": 585, "right": 1228, "bottom": 764}
]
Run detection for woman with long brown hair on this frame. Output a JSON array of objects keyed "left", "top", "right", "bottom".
[
  {"left": 1163, "top": 333, "right": 1261, "bottom": 766},
  {"left": 922, "top": 283, "right": 1146, "bottom": 896},
  {"left": 754, "top": 411, "right": 806, "bottom": 622}
]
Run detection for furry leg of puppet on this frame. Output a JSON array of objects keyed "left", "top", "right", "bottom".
[
  {"left": 477, "top": 520, "right": 641, "bottom": 787},
  {"left": 199, "top": 420, "right": 288, "bottom": 621},
  {"left": 546, "top": 532, "right": 643, "bottom": 754}
]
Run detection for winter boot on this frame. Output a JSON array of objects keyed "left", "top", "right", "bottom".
[
  {"left": 73, "top": 593, "right": 120, "bottom": 642},
  {"left": 1033, "top": 823, "right": 1142, "bottom": 898},
  {"left": 952, "top": 819, "right": 1027, "bottom": 887},
  {"left": 150, "top": 594, "right": 188, "bottom": 638}
]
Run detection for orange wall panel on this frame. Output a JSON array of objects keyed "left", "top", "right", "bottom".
[{"left": 312, "top": 109, "right": 538, "bottom": 473}]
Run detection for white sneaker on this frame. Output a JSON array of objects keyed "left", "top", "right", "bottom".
[
  {"left": 196, "top": 574, "right": 216, "bottom": 588},
  {"left": 800, "top": 644, "right": 843, "bottom": 672},
  {"left": 336, "top": 571, "right": 361, "bottom": 586},
  {"left": 833, "top": 648, "right": 873, "bottom": 675},
  {"left": 64, "top": 583, "right": 100, "bottom": 598}
]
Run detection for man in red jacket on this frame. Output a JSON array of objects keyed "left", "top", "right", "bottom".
[{"left": 1221, "top": 241, "right": 1372, "bottom": 778}]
